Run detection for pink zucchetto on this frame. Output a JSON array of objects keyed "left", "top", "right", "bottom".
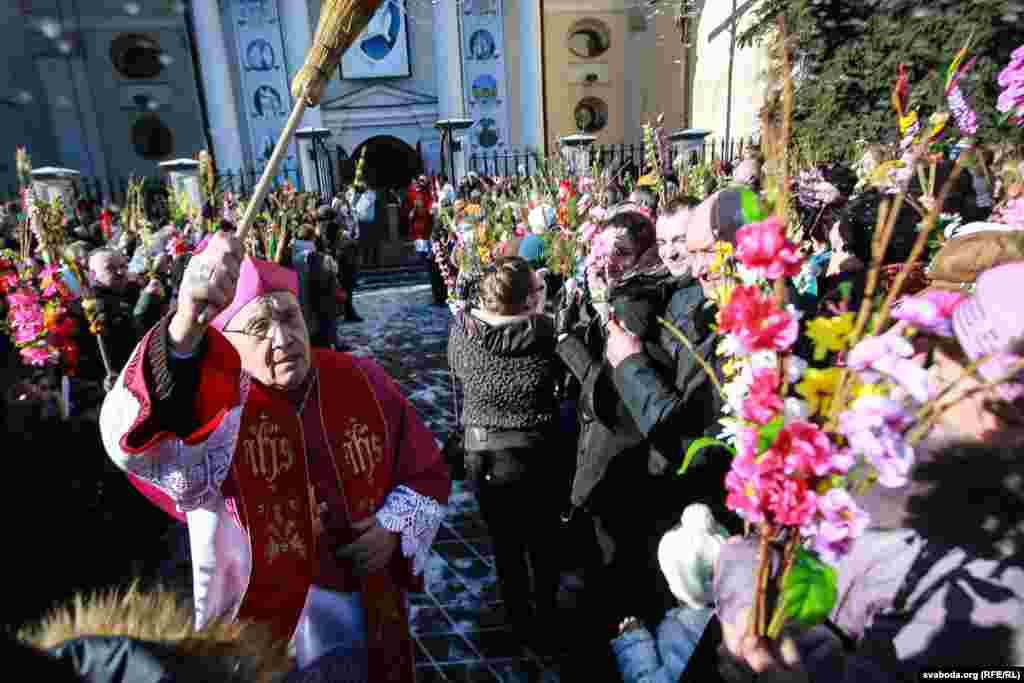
[{"left": 207, "top": 256, "right": 299, "bottom": 332}]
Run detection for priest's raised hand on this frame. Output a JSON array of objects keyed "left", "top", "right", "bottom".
[{"left": 169, "top": 231, "right": 244, "bottom": 355}]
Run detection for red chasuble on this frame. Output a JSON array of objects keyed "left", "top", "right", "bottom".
[{"left": 125, "top": 332, "right": 417, "bottom": 682}]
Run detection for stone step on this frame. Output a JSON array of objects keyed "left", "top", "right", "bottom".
[{"left": 355, "top": 264, "right": 430, "bottom": 292}]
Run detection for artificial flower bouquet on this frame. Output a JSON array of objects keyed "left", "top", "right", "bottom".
[
  {"left": 661, "top": 39, "right": 1024, "bottom": 642},
  {"left": 670, "top": 201, "right": 1018, "bottom": 641},
  {"left": 0, "top": 249, "right": 81, "bottom": 373}
]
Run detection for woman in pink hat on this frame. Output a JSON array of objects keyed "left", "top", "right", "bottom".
[{"left": 676, "top": 262, "right": 1024, "bottom": 682}]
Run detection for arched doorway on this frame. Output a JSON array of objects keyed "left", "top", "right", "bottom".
[{"left": 350, "top": 135, "right": 422, "bottom": 190}]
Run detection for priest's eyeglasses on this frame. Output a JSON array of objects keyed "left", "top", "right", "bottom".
[{"left": 222, "top": 310, "right": 304, "bottom": 342}]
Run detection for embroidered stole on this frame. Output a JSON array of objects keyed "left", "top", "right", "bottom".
[{"left": 232, "top": 351, "right": 414, "bottom": 682}]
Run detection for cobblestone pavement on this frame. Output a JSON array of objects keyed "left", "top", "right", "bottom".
[{"left": 342, "top": 285, "right": 568, "bottom": 682}]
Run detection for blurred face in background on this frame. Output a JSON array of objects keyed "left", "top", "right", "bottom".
[
  {"left": 604, "top": 228, "right": 639, "bottom": 284},
  {"left": 686, "top": 217, "right": 719, "bottom": 299},
  {"left": 656, "top": 210, "right": 691, "bottom": 278},
  {"left": 89, "top": 250, "right": 128, "bottom": 293}
]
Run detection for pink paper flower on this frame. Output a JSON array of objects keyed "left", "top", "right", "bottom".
[
  {"left": 579, "top": 222, "right": 599, "bottom": 244},
  {"left": 997, "top": 46, "right": 1024, "bottom": 126},
  {"left": 992, "top": 197, "right": 1024, "bottom": 228},
  {"left": 736, "top": 217, "right": 803, "bottom": 280},
  {"left": 6, "top": 291, "right": 37, "bottom": 310},
  {"left": 725, "top": 450, "right": 771, "bottom": 523},
  {"left": 847, "top": 333, "right": 930, "bottom": 403},
  {"left": 765, "top": 476, "right": 818, "bottom": 527},
  {"left": 20, "top": 344, "right": 56, "bottom": 366},
  {"left": 719, "top": 285, "right": 799, "bottom": 354},
  {"left": 741, "top": 368, "right": 783, "bottom": 424},
  {"left": 589, "top": 207, "right": 608, "bottom": 222},
  {"left": 838, "top": 396, "right": 916, "bottom": 488},
  {"left": 514, "top": 224, "right": 527, "bottom": 238},
  {"left": 804, "top": 488, "right": 870, "bottom": 564},
  {"left": 774, "top": 420, "right": 840, "bottom": 478},
  {"left": 13, "top": 320, "right": 43, "bottom": 344},
  {"left": 891, "top": 290, "right": 967, "bottom": 337}
]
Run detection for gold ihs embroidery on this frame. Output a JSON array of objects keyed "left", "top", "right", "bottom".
[
  {"left": 340, "top": 417, "right": 384, "bottom": 483},
  {"left": 242, "top": 412, "right": 296, "bottom": 483},
  {"left": 264, "top": 500, "right": 308, "bottom": 562}
]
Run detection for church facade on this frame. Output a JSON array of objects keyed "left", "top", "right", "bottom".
[{"left": 0, "top": 0, "right": 768, "bottom": 196}]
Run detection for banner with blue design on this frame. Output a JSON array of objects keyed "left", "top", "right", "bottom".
[
  {"left": 340, "top": 0, "right": 411, "bottom": 79},
  {"left": 461, "top": 0, "right": 509, "bottom": 159},
  {"left": 231, "top": 0, "right": 296, "bottom": 171}
]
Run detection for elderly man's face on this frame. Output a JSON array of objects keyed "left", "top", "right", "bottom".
[
  {"left": 656, "top": 211, "right": 691, "bottom": 278},
  {"left": 686, "top": 214, "right": 719, "bottom": 299},
  {"left": 221, "top": 291, "right": 311, "bottom": 391},
  {"left": 89, "top": 251, "right": 128, "bottom": 293}
]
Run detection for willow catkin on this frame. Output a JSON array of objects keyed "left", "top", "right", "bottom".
[{"left": 291, "top": 0, "right": 387, "bottom": 106}]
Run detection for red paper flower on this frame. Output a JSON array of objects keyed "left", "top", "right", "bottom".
[
  {"left": 719, "top": 285, "right": 799, "bottom": 353},
  {"left": 735, "top": 217, "right": 803, "bottom": 280}
]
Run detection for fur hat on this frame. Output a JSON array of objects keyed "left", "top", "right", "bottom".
[
  {"left": 20, "top": 585, "right": 291, "bottom": 683},
  {"left": 928, "top": 229, "right": 1024, "bottom": 291}
]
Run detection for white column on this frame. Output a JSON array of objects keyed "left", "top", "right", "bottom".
[
  {"left": 278, "top": 0, "right": 323, "bottom": 129},
  {"left": 191, "top": 0, "right": 246, "bottom": 173},
  {"left": 518, "top": 0, "right": 545, "bottom": 152},
  {"left": 295, "top": 127, "right": 331, "bottom": 194},
  {"left": 433, "top": 0, "right": 466, "bottom": 119}
]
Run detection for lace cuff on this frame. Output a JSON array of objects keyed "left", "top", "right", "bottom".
[{"left": 375, "top": 485, "right": 445, "bottom": 576}]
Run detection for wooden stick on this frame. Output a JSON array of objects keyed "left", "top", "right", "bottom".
[
  {"left": 237, "top": 93, "right": 309, "bottom": 244},
  {"left": 195, "top": 92, "right": 308, "bottom": 324}
]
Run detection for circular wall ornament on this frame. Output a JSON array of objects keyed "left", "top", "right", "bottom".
[
  {"left": 110, "top": 34, "right": 164, "bottom": 79},
  {"left": 471, "top": 74, "right": 499, "bottom": 104},
  {"left": 131, "top": 114, "right": 174, "bottom": 160},
  {"left": 469, "top": 29, "right": 497, "bottom": 60},
  {"left": 574, "top": 97, "right": 608, "bottom": 133},
  {"left": 567, "top": 18, "right": 611, "bottom": 59}
]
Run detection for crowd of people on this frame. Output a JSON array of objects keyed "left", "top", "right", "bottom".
[
  {"left": 2, "top": 43, "right": 1024, "bottom": 680},
  {"left": 433, "top": 129, "right": 1024, "bottom": 680}
]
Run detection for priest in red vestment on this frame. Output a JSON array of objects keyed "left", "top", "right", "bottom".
[{"left": 99, "top": 232, "right": 450, "bottom": 682}]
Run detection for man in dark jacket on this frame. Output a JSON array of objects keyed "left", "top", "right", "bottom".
[
  {"left": 552, "top": 203, "right": 715, "bottom": 652},
  {"left": 82, "top": 247, "right": 165, "bottom": 386}
]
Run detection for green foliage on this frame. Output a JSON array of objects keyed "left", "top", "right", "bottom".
[
  {"left": 757, "top": 415, "right": 786, "bottom": 454},
  {"left": 739, "top": 0, "right": 1024, "bottom": 161},
  {"left": 782, "top": 547, "right": 838, "bottom": 626},
  {"left": 677, "top": 437, "right": 737, "bottom": 476}
]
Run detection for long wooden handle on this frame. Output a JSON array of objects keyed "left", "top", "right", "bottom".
[
  {"left": 237, "top": 91, "right": 310, "bottom": 243},
  {"left": 195, "top": 89, "right": 309, "bottom": 324}
]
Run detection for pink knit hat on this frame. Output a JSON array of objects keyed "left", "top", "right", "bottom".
[
  {"left": 951, "top": 262, "right": 1024, "bottom": 401},
  {"left": 210, "top": 256, "right": 299, "bottom": 331}
]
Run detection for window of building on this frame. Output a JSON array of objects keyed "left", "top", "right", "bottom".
[
  {"left": 131, "top": 115, "right": 174, "bottom": 160},
  {"left": 567, "top": 19, "right": 611, "bottom": 59},
  {"left": 574, "top": 97, "right": 608, "bottom": 133},
  {"left": 110, "top": 34, "right": 164, "bottom": 79}
]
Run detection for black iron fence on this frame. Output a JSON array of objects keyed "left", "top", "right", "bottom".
[
  {"left": 467, "top": 137, "right": 757, "bottom": 179},
  {"left": 7, "top": 136, "right": 759, "bottom": 205}
]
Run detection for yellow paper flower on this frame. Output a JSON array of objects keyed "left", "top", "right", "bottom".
[
  {"left": 852, "top": 381, "right": 889, "bottom": 400},
  {"left": 722, "top": 357, "right": 742, "bottom": 378},
  {"left": 805, "top": 313, "right": 856, "bottom": 361},
  {"left": 710, "top": 241, "right": 734, "bottom": 275},
  {"left": 796, "top": 367, "right": 843, "bottom": 417},
  {"left": 711, "top": 280, "right": 737, "bottom": 313}
]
